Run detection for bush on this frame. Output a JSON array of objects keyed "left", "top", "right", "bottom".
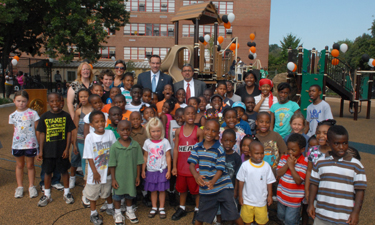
[{"left": 0, "top": 98, "right": 13, "bottom": 105}]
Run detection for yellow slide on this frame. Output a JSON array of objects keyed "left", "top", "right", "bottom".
[{"left": 161, "top": 45, "right": 195, "bottom": 83}]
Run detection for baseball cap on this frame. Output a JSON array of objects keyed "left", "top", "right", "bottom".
[{"left": 232, "top": 102, "right": 246, "bottom": 111}]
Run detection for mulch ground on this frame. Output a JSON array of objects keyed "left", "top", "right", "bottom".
[{"left": 0, "top": 97, "right": 374, "bottom": 225}]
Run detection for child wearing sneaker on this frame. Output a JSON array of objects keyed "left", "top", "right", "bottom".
[
  {"left": 36, "top": 93, "right": 76, "bottom": 207},
  {"left": 171, "top": 106, "right": 203, "bottom": 223},
  {"left": 142, "top": 117, "right": 172, "bottom": 219},
  {"left": 188, "top": 120, "right": 244, "bottom": 225},
  {"left": 83, "top": 111, "right": 117, "bottom": 224},
  {"left": 109, "top": 120, "right": 144, "bottom": 224},
  {"left": 9, "top": 91, "right": 40, "bottom": 199}
]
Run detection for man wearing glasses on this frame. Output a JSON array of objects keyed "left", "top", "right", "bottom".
[
  {"left": 137, "top": 55, "right": 173, "bottom": 101},
  {"left": 173, "top": 64, "right": 206, "bottom": 103}
]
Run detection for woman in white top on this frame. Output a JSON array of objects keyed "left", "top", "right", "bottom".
[{"left": 254, "top": 78, "right": 278, "bottom": 113}]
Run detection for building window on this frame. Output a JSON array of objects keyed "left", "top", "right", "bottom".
[
  {"left": 125, "top": 23, "right": 174, "bottom": 36},
  {"left": 99, "top": 47, "right": 116, "bottom": 59},
  {"left": 125, "top": 0, "right": 175, "bottom": 13},
  {"left": 124, "top": 47, "right": 170, "bottom": 60},
  {"left": 212, "top": 1, "right": 233, "bottom": 14},
  {"left": 183, "top": 1, "right": 204, "bottom": 6},
  {"left": 182, "top": 24, "right": 227, "bottom": 38},
  {"left": 67, "top": 71, "right": 76, "bottom": 82}
]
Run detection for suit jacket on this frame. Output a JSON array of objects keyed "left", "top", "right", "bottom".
[
  {"left": 137, "top": 71, "right": 174, "bottom": 101},
  {"left": 173, "top": 79, "right": 206, "bottom": 98}
]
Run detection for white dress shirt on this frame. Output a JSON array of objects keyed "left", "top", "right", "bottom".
[
  {"left": 151, "top": 71, "right": 160, "bottom": 88},
  {"left": 183, "top": 79, "right": 195, "bottom": 97}
]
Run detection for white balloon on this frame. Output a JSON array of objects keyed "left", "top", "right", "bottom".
[
  {"left": 228, "top": 13, "right": 235, "bottom": 23},
  {"left": 340, "top": 43, "right": 348, "bottom": 53},
  {"left": 111, "top": 56, "right": 116, "bottom": 61},
  {"left": 287, "top": 62, "right": 295, "bottom": 71},
  {"left": 217, "top": 41, "right": 220, "bottom": 45},
  {"left": 204, "top": 34, "right": 210, "bottom": 43},
  {"left": 11, "top": 59, "right": 18, "bottom": 66},
  {"left": 369, "top": 58, "right": 374, "bottom": 68},
  {"left": 253, "top": 53, "right": 257, "bottom": 59}
]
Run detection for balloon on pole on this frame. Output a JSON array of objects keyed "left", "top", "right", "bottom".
[
  {"left": 332, "top": 43, "right": 340, "bottom": 50},
  {"left": 293, "top": 63, "right": 297, "bottom": 72},
  {"left": 250, "top": 46, "right": 256, "bottom": 53},
  {"left": 218, "top": 36, "right": 224, "bottom": 44},
  {"left": 369, "top": 59, "right": 374, "bottom": 68},
  {"left": 14, "top": 56, "right": 20, "bottom": 61},
  {"left": 224, "top": 22, "right": 231, "bottom": 29},
  {"left": 11, "top": 59, "right": 18, "bottom": 66},
  {"left": 222, "top": 15, "right": 228, "bottom": 23},
  {"left": 248, "top": 54, "right": 254, "bottom": 60},
  {"left": 340, "top": 43, "right": 348, "bottom": 53},
  {"left": 331, "top": 58, "right": 339, "bottom": 66},
  {"left": 331, "top": 49, "right": 339, "bottom": 58},
  {"left": 249, "top": 33, "right": 255, "bottom": 40},
  {"left": 199, "top": 36, "right": 204, "bottom": 43},
  {"left": 204, "top": 34, "right": 210, "bottom": 43},
  {"left": 287, "top": 62, "right": 295, "bottom": 71},
  {"left": 228, "top": 13, "right": 235, "bottom": 23},
  {"left": 362, "top": 54, "right": 370, "bottom": 62}
]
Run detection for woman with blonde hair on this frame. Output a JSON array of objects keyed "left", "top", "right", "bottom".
[{"left": 67, "top": 62, "right": 94, "bottom": 119}]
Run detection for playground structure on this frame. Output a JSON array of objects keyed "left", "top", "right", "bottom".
[
  {"left": 288, "top": 46, "right": 373, "bottom": 121},
  {"left": 160, "top": 1, "right": 239, "bottom": 85}
]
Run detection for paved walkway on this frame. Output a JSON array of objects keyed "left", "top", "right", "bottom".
[{"left": 0, "top": 97, "right": 374, "bottom": 224}]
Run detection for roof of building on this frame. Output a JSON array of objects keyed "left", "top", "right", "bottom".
[
  {"left": 28, "top": 60, "right": 150, "bottom": 69},
  {"left": 171, "top": 1, "right": 222, "bottom": 25}
]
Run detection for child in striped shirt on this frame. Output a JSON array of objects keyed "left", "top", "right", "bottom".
[{"left": 276, "top": 133, "right": 308, "bottom": 225}]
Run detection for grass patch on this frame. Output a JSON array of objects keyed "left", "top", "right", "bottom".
[{"left": 0, "top": 98, "right": 13, "bottom": 105}]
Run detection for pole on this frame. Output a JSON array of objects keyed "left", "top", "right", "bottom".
[
  {"left": 193, "top": 18, "right": 199, "bottom": 79},
  {"left": 296, "top": 45, "right": 303, "bottom": 104},
  {"left": 323, "top": 46, "right": 328, "bottom": 101},
  {"left": 354, "top": 69, "right": 361, "bottom": 121},
  {"left": 174, "top": 21, "right": 179, "bottom": 45},
  {"left": 366, "top": 71, "right": 373, "bottom": 119},
  {"left": 213, "top": 22, "right": 218, "bottom": 75}
]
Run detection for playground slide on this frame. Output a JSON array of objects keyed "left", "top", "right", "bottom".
[
  {"left": 326, "top": 76, "right": 353, "bottom": 100},
  {"left": 161, "top": 45, "right": 195, "bottom": 83}
]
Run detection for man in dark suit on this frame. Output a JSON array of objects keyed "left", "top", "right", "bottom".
[
  {"left": 137, "top": 55, "right": 173, "bottom": 101},
  {"left": 173, "top": 64, "right": 206, "bottom": 103}
]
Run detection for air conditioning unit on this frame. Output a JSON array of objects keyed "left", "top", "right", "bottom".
[
  {"left": 168, "top": 28, "right": 174, "bottom": 31},
  {"left": 226, "top": 29, "right": 232, "bottom": 34}
]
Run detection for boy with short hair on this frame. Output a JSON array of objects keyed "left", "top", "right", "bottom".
[
  {"left": 36, "top": 93, "right": 76, "bottom": 207},
  {"left": 176, "top": 88, "right": 188, "bottom": 108},
  {"left": 109, "top": 120, "right": 144, "bottom": 224},
  {"left": 226, "top": 81, "right": 241, "bottom": 102},
  {"left": 156, "top": 84, "right": 180, "bottom": 115},
  {"left": 107, "top": 94, "right": 131, "bottom": 125},
  {"left": 120, "top": 72, "right": 134, "bottom": 104},
  {"left": 125, "top": 84, "right": 149, "bottom": 112},
  {"left": 188, "top": 120, "right": 243, "bottom": 225},
  {"left": 102, "top": 87, "right": 121, "bottom": 113},
  {"left": 105, "top": 106, "right": 122, "bottom": 139},
  {"left": 99, "top": 69, "right": 115, "bottom": 104},
  {"left": 306, "top": 84, "right": 333, "bottom": 137},
  {"left": 221, "top": 102, "right": 252, "bottom": 135},
  {"left": 203, "top": 88, "right": 214, "bottom": 104},
  {"left": 244, "top": 96, "right": 258, "bottom": 135},
  {"left": 141, "top": 88, "right": 152, "bottom": 104},
  {"left": 307, "top": 125, "right": 366, "bottom": 225},
  {"left": 171, "top": 106, "right": 203, "bottom": 223},
  {"left": 276, "top": 133, "right": 308, "bottom": 225},
  {"left": 84, "top": 94, "right": 108, "bottom": 137},
  {"left": 83, "top": 110, "right": 117, "bottom": 224},
  {"left": 130, "top": 111, "right": 147, "bottom": 148},
  {"left": 237, "top": 141, "right": 276, "bottom": 225}
]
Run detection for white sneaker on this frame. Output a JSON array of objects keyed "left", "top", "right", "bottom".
[
  {"left": 29, "top": 186, "right": 38, "bottom": 198},
  {"left": 15, "top": 187, "right": 23, "bottom": 198},
  {"left": 51, "top": 183, "right": 64, "bottom": 190},
  {"left": 126, "top": 209, "right": 139, "bottom": 223},
  {"left": 69, "top": 176, "right": 76, "bottom": 189},
  {"left": 82, "top": 194, "right": 90, "bottom": 208},
  {"left": 100, "top": 200, "right": 108, "bottom": 212},
  {"left": 114, "top": 212, "right": 125, "bottom": 225}
]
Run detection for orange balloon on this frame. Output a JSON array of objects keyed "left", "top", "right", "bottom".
[
  {"left": 331, "top": 49, "right": 339, "bottom": 58},
  {"left": 203, "top": 41, "right": 208, "bottom": 46},
  {"left": 229, "top": 43, "right": 236, "bottom": 51},
  {"left": 89, "top": 64, "right": 93, "bottom": 69},
  {"left": 236, "top": 43, "right": 240, "bottom": 49},
  {"left": 218, "top": 36, "right": 224, "bottom": 44},
  {"left": 250, "top": 46, "right": 256, "bottom": 53},
  {"left": 250, "top": 33, "right": 255, "bottom": 40},
  {"left": 293, "top": 63, "right": 297, "bottom": 72},
  {"left": 14, "top": 56, "right": 20, "bottom": 61},
  {"left": 372, "top": 59, "right": 375, "bottom": 67},
  {"left": 224, "top": 22, "right": 231, "bottom": 29},
  {"left": 331, "top": 58, "right": 339, "bottom": 66}
]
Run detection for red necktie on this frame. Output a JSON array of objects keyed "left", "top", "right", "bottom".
[{"left": 186, "top": 83, "right": 191, "bottom": 103}]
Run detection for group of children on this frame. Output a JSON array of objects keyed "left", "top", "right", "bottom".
[{"left": 9, "top": 70, "right": 367, "bottom": 225}]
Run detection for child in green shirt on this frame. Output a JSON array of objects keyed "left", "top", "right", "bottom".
[{"left": 105, "top": 106, "right": 121, "bottom": 139}]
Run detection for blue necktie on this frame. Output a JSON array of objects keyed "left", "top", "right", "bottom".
[{"left": 152, "top": 74, "right": 156, "bottom": 92}]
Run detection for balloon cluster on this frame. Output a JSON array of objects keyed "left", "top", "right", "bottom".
[
  {"left": 362, "top": 54, "right": 375, "bottom": 68},
  {"left": 247, "top": 33, "right": 257, "bottom": 60},
  {"left": 199, "top": 34, "right": 211, "bottom": 46},
  {"left": 222, "top": 13, "right": 235, "bottom": 29},
  {"left": 331, "top": 43, "right": 348, "bottom": 66},
  {"left": 11, "top": 56, "right": 20, "bottom": 66}
]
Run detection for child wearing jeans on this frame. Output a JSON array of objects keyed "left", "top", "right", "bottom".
[
  {"left": 109, "top": 120, "right": 144, "bottom": 224},
  {"left": 82, "top": 111, "right": 117, "bottom": 224},
  {"left": 237, "top": 141, "right": 276, "bottom": 225},
  {"left": 188, "top": 120, "right": 243, "bottom": 225},
  {"left": 276, "top": 133, "right": 308, "bottom": 225},
  {"left": 142, "top": 117, "right": 172, "bottom": 219}
]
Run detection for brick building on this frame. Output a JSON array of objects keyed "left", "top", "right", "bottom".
[{"left": 12, "top": 0, "right": 270, "bottom": 82}]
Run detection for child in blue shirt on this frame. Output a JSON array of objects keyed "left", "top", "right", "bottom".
[{"left": 188, "top": 120, "right": 244, "bottom": 225}]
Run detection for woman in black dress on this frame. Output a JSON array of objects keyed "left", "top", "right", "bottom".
[{"left": 235, "top": 71, "right": 261, "bottom": 102}]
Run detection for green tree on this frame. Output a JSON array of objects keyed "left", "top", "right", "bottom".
[
  {"left": 0, "top": 0, "right": 129, "bottom": 70},
  {"left": 279, "top": 33, "right": 301, "bottom": 60}
]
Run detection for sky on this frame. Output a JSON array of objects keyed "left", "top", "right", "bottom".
[{"left": 269, "top": 0, "right": 375, "bottom": 51}]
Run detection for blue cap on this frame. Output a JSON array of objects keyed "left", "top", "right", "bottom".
[{"left": 232, "top": 102, "right": 246, "bottom": 111}]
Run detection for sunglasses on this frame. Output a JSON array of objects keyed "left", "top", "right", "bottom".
[{"left": 115, "top": 67, "right": 125, "bottom": 70}]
